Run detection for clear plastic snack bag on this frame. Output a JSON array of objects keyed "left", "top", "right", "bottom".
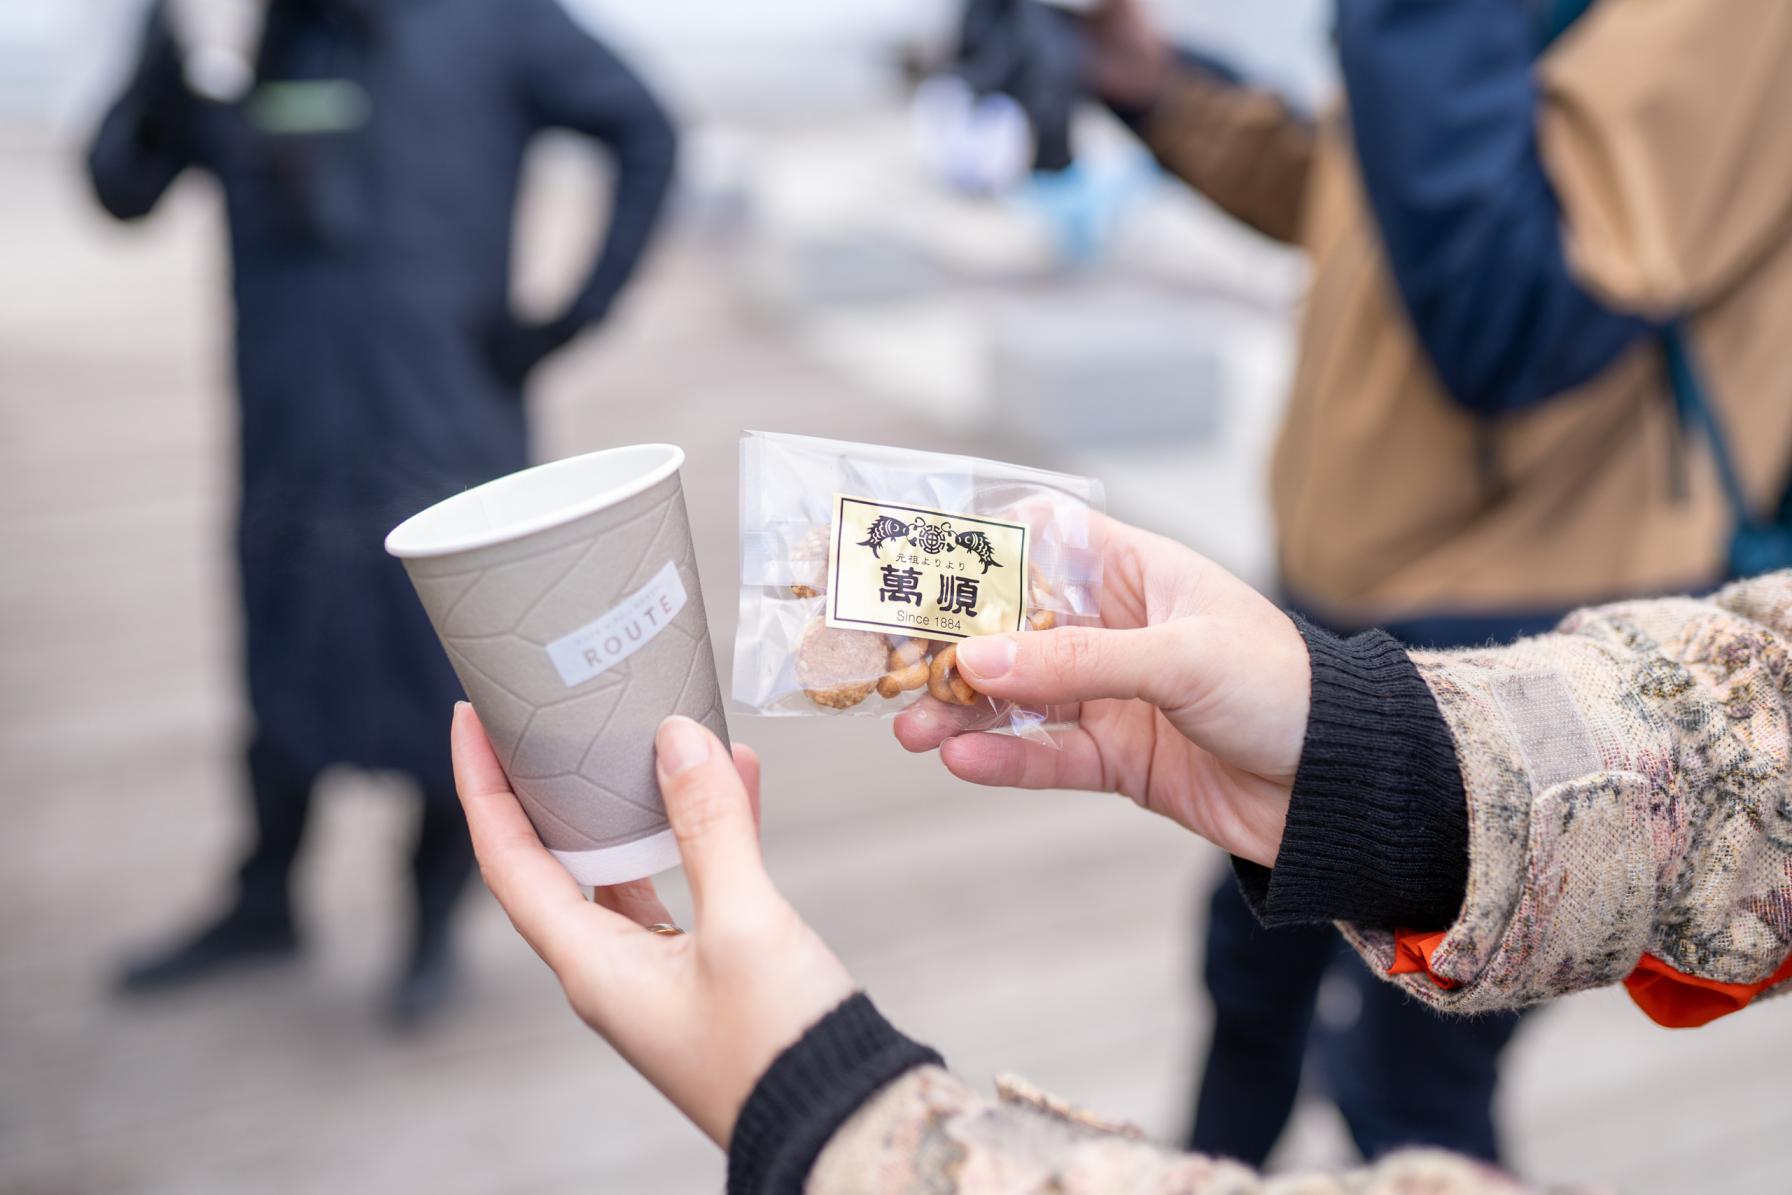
[{"left": 732, "top": 430, "right": 1105, "bottom": 744}]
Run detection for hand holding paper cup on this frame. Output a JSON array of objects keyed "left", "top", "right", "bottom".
[{"left": 386, "top": 444, "right": 728, "bottom": 885}]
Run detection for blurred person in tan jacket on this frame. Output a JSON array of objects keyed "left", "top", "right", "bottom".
[{"left": 1065, "top": 0, "right": 1792, "bottom": 1170}]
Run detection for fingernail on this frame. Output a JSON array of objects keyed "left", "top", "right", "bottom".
[
  {"left": 956, "top": 635, "right": 1016, "bottom": 680},
  {"left": 656, "top": 715, "right": 711, "bottom": 777}
]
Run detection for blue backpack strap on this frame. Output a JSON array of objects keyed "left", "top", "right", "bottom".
[
  {"left": 1664, "top": 323, "right": 1792, "bottom": 578},
  {"left": 1662, "top": 323, "right": 1755, "bottom": 531},
  {"left": 1532, "top": 0, "right": 1775, "bottom": 572}
]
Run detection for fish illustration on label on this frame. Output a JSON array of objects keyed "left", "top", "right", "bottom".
[
  {"left": 954, "top": 530, "right": 1002, "bottom": 574},
  {"left": 857, "top": 515, "right": 911, "bottom": 559}
]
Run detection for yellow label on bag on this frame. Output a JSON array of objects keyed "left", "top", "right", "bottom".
[{"left": 825, "top": 494, "right": 1029, "bottom": 640}]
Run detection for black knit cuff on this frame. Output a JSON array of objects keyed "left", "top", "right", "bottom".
[
  {"left": 1235, "top": 619, "right": 1469, "bottom": 930},
  {"left": 727, "top": 993, "right": 942, "bottom": 1195}
]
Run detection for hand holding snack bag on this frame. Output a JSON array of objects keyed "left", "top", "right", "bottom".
[{"left": 731, "top": 431, "right": 1104, "bottom": 744}]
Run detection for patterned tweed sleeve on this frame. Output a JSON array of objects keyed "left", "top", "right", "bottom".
[
  {"left": 1340, "top": 573, "right": 1792, "bottom": 1013},
  {"left": 808, "top": 1066, "right": 1555, "bottom": 1194}
]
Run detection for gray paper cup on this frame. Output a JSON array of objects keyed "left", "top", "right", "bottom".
[{"left": 386, "top": 444, "right": 727, "bottom": 886}]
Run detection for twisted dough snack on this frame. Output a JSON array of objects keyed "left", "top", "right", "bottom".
[
  {"left": 875, "top": 639, "right": 931, "bottom": 699},
  {"left": 927, "top": 643, "right": 979, "bottom": 706},
  {"left": 787, "top": 526, "right": 831, "bottom": 600},
  {"left": 1027, "top": 568, "right": 1057, "bottom": 630}
]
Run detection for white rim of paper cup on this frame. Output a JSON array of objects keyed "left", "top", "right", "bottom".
[
  {"left": 550, "top": 828, "right": 682, "bottom": 886},
  {"left": 384, "top": 444, "right": 685, "bottom": 559}
]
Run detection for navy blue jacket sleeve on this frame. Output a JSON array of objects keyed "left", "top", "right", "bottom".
[
  {"left": 1336, "top": 0, "right": 1652, "bottom": 414},
  {"left": 511, "top": 0, "right": 678, "bottom": 335},
  {"left": 87, "top": 2, "right": 202, "bottom": 221}
]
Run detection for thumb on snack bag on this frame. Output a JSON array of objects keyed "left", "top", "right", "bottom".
[
  {"left": 955, "top": 624, "right": 1187, "bottom": 710},
  {"left": 655, "top": 717, "right": 771, "bottom": 919}
]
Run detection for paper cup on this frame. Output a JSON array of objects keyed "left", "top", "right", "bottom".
[{"left": 386, "top": 444, "right": 727, "bottom": 885}]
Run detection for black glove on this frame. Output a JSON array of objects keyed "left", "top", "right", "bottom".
[
  {"left": 953, "top": 0, "right": 1084, "bottom": 172},
  {"left": 135, "top": 14, "right": 204, "bottom": 156},
  {"left": 483, "top": 314, "right": 579, "bottom": 391}
]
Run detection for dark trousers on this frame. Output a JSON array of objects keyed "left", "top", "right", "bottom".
[
  {"left": 1181, "top": 596, "right": 1563, "bottom": 1165},
  {"left": 1188, "top": 876, "right": 1521, "bottom": 1165},
  {"left": 236, "top": 736, "right": 476, "bottom": 955}
]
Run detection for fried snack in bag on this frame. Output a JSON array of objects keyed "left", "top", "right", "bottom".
[{"left": 732, "top": 431, "right": 1104, "bottom": 743}]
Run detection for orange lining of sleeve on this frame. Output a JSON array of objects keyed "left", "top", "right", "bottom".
[
  {"left": 1622, "top": 950, "right": 1792, "bottom": 1028},
  {"left": 1388, "top": 928, "right": 1458, "bottom": 990},
  {"left": 1389, "top": 928, "right": 1792, "bottom": 1028}
]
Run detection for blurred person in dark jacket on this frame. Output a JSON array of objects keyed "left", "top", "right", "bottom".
[
  {"left": 1072, "top": 0, "right": 1792, "bottom": 1170},
  {"left": 89, "top": 0, "right": 677, "bottom": 1026}
]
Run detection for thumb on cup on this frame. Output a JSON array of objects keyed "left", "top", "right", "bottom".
[{"left": 655, "top": 716, "right": 770, "bottom": 918}]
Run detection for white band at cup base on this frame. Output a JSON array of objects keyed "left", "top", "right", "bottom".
[{"left": 550, "top": 828, "right": 682, "bottom": 887}]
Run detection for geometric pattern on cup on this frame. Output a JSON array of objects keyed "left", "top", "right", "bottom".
[{"left": 413, "top": 478, "right": 728, "bottom": 853}]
